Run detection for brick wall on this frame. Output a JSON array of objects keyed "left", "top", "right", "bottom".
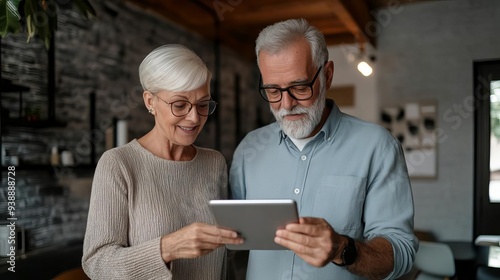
[{"left": 1, "top": 0, "right": 267, "bottom": 253}]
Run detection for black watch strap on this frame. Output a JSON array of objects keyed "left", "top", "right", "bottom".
[{"left": 334, "top": 235, "right": 357, "bottom": 266}]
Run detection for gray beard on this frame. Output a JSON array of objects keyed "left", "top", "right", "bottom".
[{"left": 271, "top": 97, "right": 325, "bottom": 139}]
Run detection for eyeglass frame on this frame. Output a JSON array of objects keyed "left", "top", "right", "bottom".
[
  {"left": 154, "top": 94, "right": 217, "bottom": 117},
  {"left": 258, "top": 65, "right": 323, "bottom": 103}
]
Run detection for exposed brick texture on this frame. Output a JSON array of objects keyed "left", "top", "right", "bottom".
[{"left": 1, "top": 0, "right": 268, "bottom": 254}]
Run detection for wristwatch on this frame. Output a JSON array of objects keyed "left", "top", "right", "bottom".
[{"left": 334, "top": 235, "right": 357, "bottom": 266}]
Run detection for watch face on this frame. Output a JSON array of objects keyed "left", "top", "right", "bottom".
[
  {"left": 343, "top": 245, "right": 357, "bottom": 265},
  {"left": 342, "top": 236, "right": 357, "bottom": 265}
]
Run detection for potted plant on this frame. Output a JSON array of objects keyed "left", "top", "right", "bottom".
[{"left": 0, "top": 0, "right": 96, "bottom": 48}]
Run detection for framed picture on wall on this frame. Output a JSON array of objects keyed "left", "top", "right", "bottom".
[{"left": 380, "top": 100, "right": 437, "bottom": 178}]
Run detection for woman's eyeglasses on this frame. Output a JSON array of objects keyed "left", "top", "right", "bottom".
[{"left": 155, "top": 95, "right": 217, "bottom": 117}]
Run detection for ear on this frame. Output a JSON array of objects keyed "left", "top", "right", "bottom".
[
  {"left": 143, "top": 91, "right": 155, "bottom": 113},
  {"left": 324, "top": 60, "right": 334, "bottom": 89}
]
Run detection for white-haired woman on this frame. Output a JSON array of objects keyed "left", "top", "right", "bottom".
[{"left": 82, "top": 44, "right": 242, "bottom": 280}]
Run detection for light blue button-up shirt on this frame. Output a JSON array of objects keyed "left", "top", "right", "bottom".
[{"left": 229, "top": 100, "right": 417, "bottom": 280}]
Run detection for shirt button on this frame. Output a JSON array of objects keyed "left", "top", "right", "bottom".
[
  {"left": 294, "top": 188, "right": 300, "bottom": 194},
  {"left": 301, "top": 155, "right": 307, "bottom": 161}
]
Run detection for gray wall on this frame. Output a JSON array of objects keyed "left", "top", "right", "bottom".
[{"left": 376, "top": 0, "right": 500, "bottom": 241}]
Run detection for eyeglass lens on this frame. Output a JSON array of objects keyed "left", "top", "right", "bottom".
[
  {"left": 259, "top": 65, "right": 322, "bottom": 103},
  {"left": 170, "top": 100, "right": 216, "bottom": 117},
  {"left": 261, "top": 85, "right": 312, "bottom": 102}
]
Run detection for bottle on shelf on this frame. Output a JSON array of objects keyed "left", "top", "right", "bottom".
[{"left": 50, "top": 145, "right": 60, "bottom": 166}]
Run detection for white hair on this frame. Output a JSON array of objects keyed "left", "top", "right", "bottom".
[
  {"left": 139, "top": 44, "right": 211, "bottom": 93},
  {"left": 255, "top": 18, "right": 328, "bottom": 91}
]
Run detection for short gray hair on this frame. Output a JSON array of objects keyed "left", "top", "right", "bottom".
[
  {"left": 139, "top": 44, "right": 211, "bottom": 93},
  {"left": 255, "top": 18, "right": 328, "bottom": 70}
]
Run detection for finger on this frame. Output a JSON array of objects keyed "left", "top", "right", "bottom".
[
  {"left": 211, "top": 235, "right": 244, "bottom": 245},
  {"left": 283, "top": 223, "right": 321, "bottom": 237},
  {"left": 276, "top": 225, "right": 336, "bottom": 251},
  {"left": 284, "top": 218, "right": 330, "bottom": 236},
  {"left": 274, "top": 234, "right": 313, "bottom": 254},
  {"left": 274, "top": 235, "right": 332, "bottom": 267},
  {"left": 213, "top": 227, "right": 241, "bottom": 238},
  {"left": 276, "top": 229, "right": 308, "bottom": 244},
  {"left": 299, "top": 217, "right": 324, "bottom": 225},
  {"left": 190, "top": 225, "right": 244, "bottom": 245},
  {"left": 198, "top": 224, "right": 240, "bottom": 238}
]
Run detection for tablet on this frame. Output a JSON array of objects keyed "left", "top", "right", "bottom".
[{"left": 209, "top": 199, "right": 299, "bottom": 250}]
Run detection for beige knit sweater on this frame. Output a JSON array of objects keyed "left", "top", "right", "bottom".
[{"left": 82, "top": 139, "right": 228, "bottom": 280}]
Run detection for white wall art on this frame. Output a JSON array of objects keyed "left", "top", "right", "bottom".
[{"left": 380, "top": 101, "right": 437, "bottom": 178}]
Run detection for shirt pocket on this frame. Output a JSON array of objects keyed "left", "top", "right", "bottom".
[{"left": 312, "top": 175, "right": 366, "bottom": 232}]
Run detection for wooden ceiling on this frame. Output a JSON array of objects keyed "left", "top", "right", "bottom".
[{"left": 125, "top": 0, "right": 424, "bottom": 60}]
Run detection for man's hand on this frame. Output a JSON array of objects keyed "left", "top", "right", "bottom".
[
  {"left": 275, "top": 217, "right": 395, "bottom": 279},
  {"left": 274, "top": 217, "right": 346, "bottom": 267}
]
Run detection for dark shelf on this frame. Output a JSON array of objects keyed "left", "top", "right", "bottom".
[
  {"left": 0, "top": 77, "right": 30, "bottom": 93},
  {"left": 2, "top": 164, "right": 96, "bottom": 178},
  {"left": 2, "top": 118, "right": 67, "bottom": 129},
  {"left": 0, "top": 241, "right": 84, "bottom": 279},
  {"left": 2, "top": 164, "right": 95, "bottom": 170},
  {"left": 2, "top": 164, "right": 52, "bottom": 170}
]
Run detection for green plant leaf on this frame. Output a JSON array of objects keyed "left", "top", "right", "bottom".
[
  {"left": 0, "top": 0, "right": 22, "bottom": 37},
  {"left": 38, "top": 0, "right": 57, "bottom": 49},
  {"left": 24, "top": 0, "right": 58, "bottom": 49},
  {"left": 3, "top": 0, "right": 95, "bottom": 47},
  {"left": 24, "top": 0, "right": 38, "bottom": 42},
  {"left": 73, "top": 0, "right": 96, "bottom": 19}
]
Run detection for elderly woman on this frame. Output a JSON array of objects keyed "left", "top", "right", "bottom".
[{"left": 82, "top": 44, "right": 242, "bottom": 280}]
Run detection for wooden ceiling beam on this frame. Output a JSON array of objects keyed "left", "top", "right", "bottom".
[
  {"left": 330, "top": 0, "right": 376, "bottom": 47},
  {"left": 124, "top": 0, "right": 378, "bottom": 60},
  {"left": 325, "top": 33, "right": 358, "bottom": 46},
  {"left": 126, "top": 0, "right": 216, "bottom": 38},
  {"left": 309, "top": 17, "right": 350, "bottom": 36},
  {"left": 217, "top": 1, "right": 339, "bottom": 24}
]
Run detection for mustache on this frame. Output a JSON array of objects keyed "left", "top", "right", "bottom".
[{"left": 274, "top": 106, "right": 309, "bottom": 119}]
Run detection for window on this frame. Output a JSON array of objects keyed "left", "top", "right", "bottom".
[
  {"left": 489, "top": 80, "right": 500, "bottom": 203},
  {"left": 474, "top": 59, "right": 500, "bottom": 237}
]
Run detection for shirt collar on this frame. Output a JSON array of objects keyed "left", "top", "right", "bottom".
[{"left": 320, "top": 99, "right": 342, "bottom": 145}]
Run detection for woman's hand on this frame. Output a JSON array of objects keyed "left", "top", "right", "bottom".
[{"left": 160, "top": 222, "right": 243, "bottom": 263}]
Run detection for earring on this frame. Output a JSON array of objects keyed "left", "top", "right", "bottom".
[{"left": 148, "top": 108, "right": 153, "bottom": 114}]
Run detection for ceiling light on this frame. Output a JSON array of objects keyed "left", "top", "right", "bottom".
[
  {"left": 340, "top": 41, "right": 375, "bottom": 77},
  {"left": 356, "top": 42, "right": 374, "bottom": 77},
  {"left": 357, "top": 61, "right": 373, "bottom": 76}
]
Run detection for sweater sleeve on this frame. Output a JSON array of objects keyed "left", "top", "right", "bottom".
[{"left": 82, "top": 151, "right": 172, "bottom": 280}]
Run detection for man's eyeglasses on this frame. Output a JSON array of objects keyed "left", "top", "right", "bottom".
[
  {"left": 259, "top": 65, "right": 322, "bottom": 103},
  {"left": 155, "top": 95, "right": 217, "bottom": 117}
]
